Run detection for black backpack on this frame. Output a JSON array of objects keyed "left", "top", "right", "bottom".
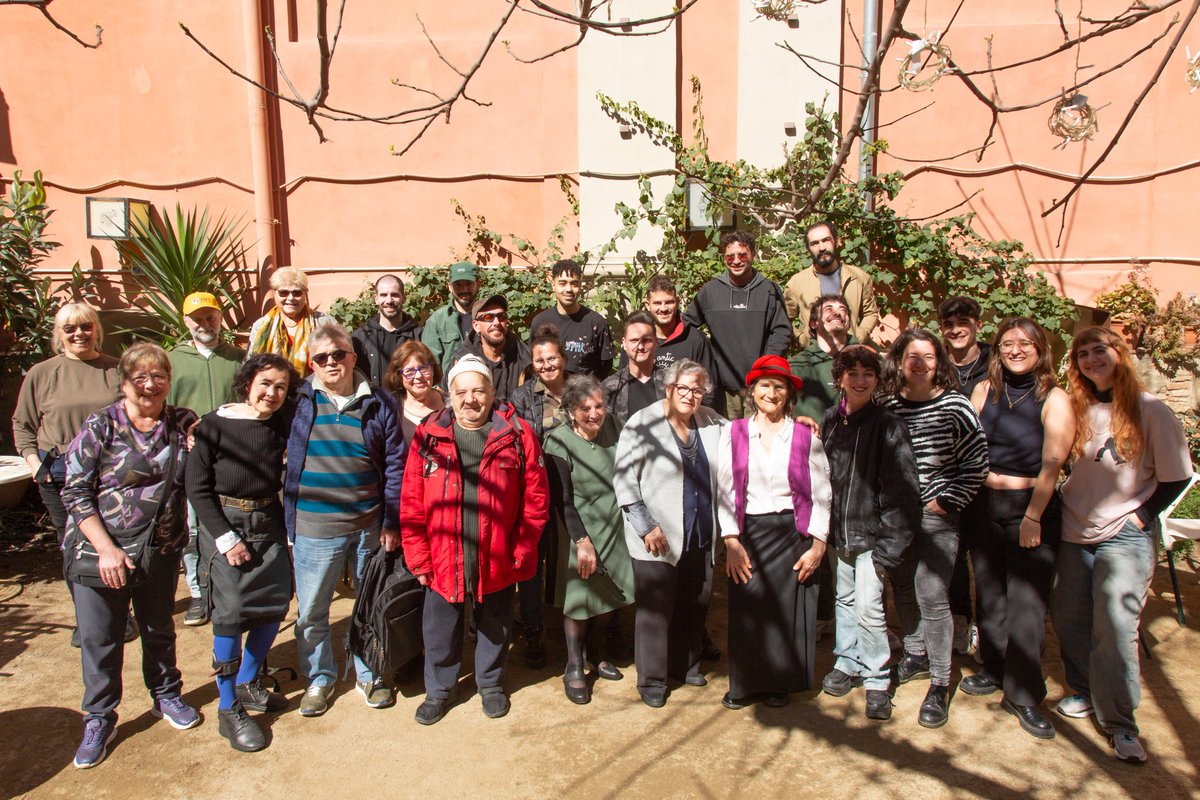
[{"left": 345, "top": 547, "right": 425, "bottom": 679}]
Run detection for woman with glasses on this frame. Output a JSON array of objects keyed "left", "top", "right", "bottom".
[
  {"left": 1050, "top": 327, "right": 1192, "bottom": 763},
  {"left": 717, "top": 356, "right": 832, "bottom": 710},
  {"left": 13, "top": 304, "right": 129, "bottom": 646},
  {"left": 13, "top": 305, "right": 120, "bottom": 544},
  {"left": 614, "top": 359, "right": 726, "bottom": 707},
  {"left": 509, "top": 326, "right": 571, "bottom": 668},
  {"left": 881, "top": 329, "right": 988, "bottom": 728},
  {"left": 60, "top": 343, "right": 200, "bottom": 768},
  {"left": 958, "top": 318, "right": 1073, "bottom": 740},
  {"left": 384, "top": 340, "right": 446, "bottom": 444},
  {"left": 187, "top": 354, "right": 299, "bottom": 752},
  {"left": 247, "top": 268, "right": 330, "bottom": 378},
  {"left": 543, "top": 375, "right": 634, "bottom": 703}
]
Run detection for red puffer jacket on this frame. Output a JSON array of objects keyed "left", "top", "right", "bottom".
[{"left": 400, "top": 402, "right": 549, "bottom": 603}]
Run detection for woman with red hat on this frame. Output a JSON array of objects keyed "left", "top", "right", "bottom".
[{"left": 716, "top": 355, "right": 832, "bottom": 709}]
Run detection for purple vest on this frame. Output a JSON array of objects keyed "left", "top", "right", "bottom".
[{"left": 730, "top": 418, "right": 814, "bottom": 537}]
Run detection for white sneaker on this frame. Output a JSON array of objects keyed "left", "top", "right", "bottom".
[
  {"left": 1110, "top": 733, "right": 1147, "bottom": 763},
  {"left": 1056, "top": 693, "right": 1094, "bottom": 719}
]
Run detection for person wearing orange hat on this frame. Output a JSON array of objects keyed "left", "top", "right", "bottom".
[
  {"left": 716, "top": 356, "right": 832, "bottom": 709},
  {"left": 169, "top": 291, "right": 246, "bottom": 626}
]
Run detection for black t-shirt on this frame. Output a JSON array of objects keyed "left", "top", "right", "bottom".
[
  {"left": 626, "top": 375, "right": 659, "bottom": 419},
  {"left": 529, "top": 306, "right": 615, "bottom": 379}
]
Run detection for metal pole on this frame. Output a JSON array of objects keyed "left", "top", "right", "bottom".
[{"left": 859, "top": 0, "right": 880, "bottom": 217}]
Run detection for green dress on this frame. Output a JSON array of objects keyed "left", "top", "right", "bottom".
[{"left": 543, "top": 416, "right": 635, "bottom": 620}]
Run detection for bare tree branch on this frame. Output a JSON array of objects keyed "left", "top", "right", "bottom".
[
  {"left": 1042, "top": 0, "right": 1200, "bottom": 224},
  {"left": 34, "top": 2, "right": 102, "bottom": 48}
]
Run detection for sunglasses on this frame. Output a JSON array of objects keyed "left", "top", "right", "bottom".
[
  {"left": 276, "top": 289, "right": 305, "bottom": 298},
  {"left": 62, "top": 323, "right": 95, "bottom": 334},
  {"left": 475, "top": 311, "right": 509, "bottom": 324},
  {"left": 312, "top": 349, "right": 349, "bottom": 367}
]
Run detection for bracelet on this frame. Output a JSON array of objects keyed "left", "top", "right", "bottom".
[{"left": 1024, "top": 514, "right": 1041, "bottom": 523}]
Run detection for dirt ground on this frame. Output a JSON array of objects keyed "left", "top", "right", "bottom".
[{"left": 2, "top": 531, "right": 1199, "bottom": 800}]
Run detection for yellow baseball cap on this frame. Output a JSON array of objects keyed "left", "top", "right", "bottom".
[{"left": 182, "top": 292, "right": 222, "bottom": 315}]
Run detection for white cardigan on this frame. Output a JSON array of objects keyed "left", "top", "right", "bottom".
[{"left": 613, "top": 402, "right": 727, "bottom": 566}]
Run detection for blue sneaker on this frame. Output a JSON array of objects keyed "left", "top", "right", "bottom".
[
  {"left": 74, "top": 717, "right": 116, "bottom": 769},
  {"left": 152, "top": 696, "right": 200, "bottom": 730}
]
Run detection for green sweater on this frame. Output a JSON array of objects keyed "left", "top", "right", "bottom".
[
  {"left": 167, "top": 341, "right": 246, "bottom": 417},
  {"left": 788, "top": 335, "right": 859, "bottom": 421}
]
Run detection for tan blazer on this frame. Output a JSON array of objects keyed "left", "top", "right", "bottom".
[{"left": 783, "top": 262, "right": 881, "bottom": 347}]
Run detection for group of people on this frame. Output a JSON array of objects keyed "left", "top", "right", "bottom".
[{"left": 11, "top": 223, "right": 1192, "bottom": 770}]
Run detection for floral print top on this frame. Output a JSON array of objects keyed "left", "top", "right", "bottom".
[{"left": 62, "top": 401, "right": 197, "bottom": 550}]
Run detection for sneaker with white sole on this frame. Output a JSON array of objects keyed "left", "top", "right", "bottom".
[
  {"left": 152, "top": 695, "right": 200, "bottom": 730},
  {"left": 74, "top": 717, "right": 116, "bottom": 769},
  {"left": 299, "top": 683, "right": 332, "bottom": 717},
  {"left": 1110, "top": 732, "right": 1147, "bottom": 763},
  {"left": 357, "top": 678, "right": 394, "bottom": 709},
  {"left": 1056, "top": 693, "right": 1094, "bottom": 719}
]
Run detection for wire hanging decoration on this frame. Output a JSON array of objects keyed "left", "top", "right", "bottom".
[
  {"left": 751, "top": 0, "right": 801, "bottom": 22},
  {"left": 898, "top": 32, "right": 952, "bottom": 91},
  {"left": 1048, "top": 93, "right": 1099, "bottom": 148},
  {"left": 1187, "top": 48, "right": 1200, "bottom": 93}
]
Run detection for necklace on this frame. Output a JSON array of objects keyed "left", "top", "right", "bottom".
[
  {"left": 953, "top": 350, "right": 981, "bottom": 382},
  {"left": 1004, "top": 382, "right": 1035, "bottom": 409}
]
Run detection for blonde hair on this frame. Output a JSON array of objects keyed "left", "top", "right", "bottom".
[
  {"left": 1067, "top": 326, "right": 1144, "bottom": 463},
  {"left": 269, "top": 267, "right": 309, "bottom": 291},
  {"left": 52, "top": 304, "right": 103, "bottom": 354}
]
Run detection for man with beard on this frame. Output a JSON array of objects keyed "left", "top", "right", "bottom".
[
  {"left": 423, "top": 262, "right": 481, "bottom": 376},
  {"left": 789, "top": 294, "right": 862, "bottom": 421},
  {"left": 683, "top": 232, "right": 792, "bottom": 419},
  {"left": 450, "top": 295, "right": 533, "bottom": 404},
  {"left": 168, "top": 291, "right": 246, "bottom": 626},
  {"left": 352, "top": 274, "right": 423, "bottom": 386},
  {"left": 784, "top": 221, "right": 880, "bottom": 348}
]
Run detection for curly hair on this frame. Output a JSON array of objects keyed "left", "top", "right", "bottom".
[
  {"left": 234, "top": 353, "right": 300, "bottom": 403},
  {"left": 719, "top": 230, "right": 756, "bottom": 256},
  {"left": 562, "top": 373, "right": 606, "bottom": 419},
  {"left": 882, "top": 328, "right": 957, "bottom": 395}
]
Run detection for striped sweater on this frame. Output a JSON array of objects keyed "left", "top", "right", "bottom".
[
  {"left": 295, "top": 389, "right": 381, "bottom": 538},
  {"left": 881, "top": 390, "right": 988, "bottom": 513}
]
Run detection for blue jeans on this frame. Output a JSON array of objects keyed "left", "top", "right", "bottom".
[
  {"left": 182, "top": 502, "right": 201, "bottom": 599},
  {"left": 832, "top": 549, "right": 890, "bottom": 691},
  {"left": 1051, "top": 519, "right": 1155, "bottom": 737},
  {"left": 293, "top": 530, "right": 378, "bottom": 686}
]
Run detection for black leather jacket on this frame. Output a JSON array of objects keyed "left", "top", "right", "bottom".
[{"left": 820, "top": 401, "right": 922, "bottom": 569}]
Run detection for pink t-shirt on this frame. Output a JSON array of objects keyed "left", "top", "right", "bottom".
[{"left": 1061, "top": 392, "right": 1193, "bottom": 545}]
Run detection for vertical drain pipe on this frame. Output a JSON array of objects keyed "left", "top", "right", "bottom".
[
  {"left": 242, "top": 0, "right": 278, "bottom": 277},
  {"left": 858, "top": 0, "right": 880, "bottom": 220}
]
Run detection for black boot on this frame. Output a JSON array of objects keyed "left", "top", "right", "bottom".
[
  {"left": 918, "top": 684, "right": 950, "bottom": 728},
  {"left": 524, "top": 626, "right": 547, "bottom": 670},
  {"left": 218, "top": 702, "right": 266, "bottom": 752}
]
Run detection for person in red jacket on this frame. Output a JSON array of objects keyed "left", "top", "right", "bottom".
[{"left": 395, "top": 354, "right": 549, "bottom": 725}]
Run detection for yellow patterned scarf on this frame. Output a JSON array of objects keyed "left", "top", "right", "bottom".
[{"left": 250, "top": 306, "right": 316, "bottom": 377}]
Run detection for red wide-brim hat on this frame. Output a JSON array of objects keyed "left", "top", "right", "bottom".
[{"left": 744, "top": 355, "right": 804, "bottom": 392}]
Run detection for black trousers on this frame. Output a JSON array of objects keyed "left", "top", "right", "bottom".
[
  {"left": 422, "top": 585, "right": 514, "bottom": 699},
  {"left": 966, "top": 488, "right": 1061, "bottom": 706},
  {"left": 631, "top": 548, "right": 713, "bottom": 693},
  {"left": 72, "top": 549, "right": 183, "bottom": 722},
  {"left": 37, "top": 479, "right": 69, "bottom": 544}
]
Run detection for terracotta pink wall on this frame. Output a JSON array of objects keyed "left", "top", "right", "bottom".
[
  {"left": 849, "top": 1, "right": 1200, "bottom": 307},
  {"left": 1, "top": 1, "right": 578, "bottom": 314}
]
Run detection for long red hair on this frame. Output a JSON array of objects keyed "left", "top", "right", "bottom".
[{"left": 1067, "top": 326, "right": 1144, "bottom": 463}]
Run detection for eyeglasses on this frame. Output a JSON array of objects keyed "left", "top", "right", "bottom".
[
  {"left": 400, "top": 365, "right": 434, "bottom": 379},
  {"left": 475, "top": 311, "right": 509, "bottom": 324},
  {"left": 311, "top": 349, "right": 348, "bottom": 367},
  {"left": 999, "top": 340, "right": 1037, "bottom": 353},
  {"left": 275, "top": 289, "right": 305, "bottom": 298},
  {"left": 669, "top": 384, "right": 704, "bottom": 399},
  {"left": 723, "top": 253, "right": 752, "bottom": 263},
  {"left": 62, "top": 323, "right": 95, "bottom": 334},
  {"left": 532, "top": 355, "right": 562, "bottom": 368},
  {"left": 130, "top": 373, "right": 169, "bottom": 385}
]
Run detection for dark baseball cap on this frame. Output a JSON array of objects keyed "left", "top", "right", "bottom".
[{"left": 470, "top": 294, "right": 508, "bottom": 318}]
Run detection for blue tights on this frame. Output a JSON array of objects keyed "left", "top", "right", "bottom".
[{"left": 212, "top": 622, "right": 280, "bottom": 710}]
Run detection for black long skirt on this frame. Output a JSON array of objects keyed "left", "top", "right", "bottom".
[
  {"left": 198, "top": 503, "right": 293, "bottom": 636},
  {"left": 727, "top": 511, "right": 819, "bottom": 699}
]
